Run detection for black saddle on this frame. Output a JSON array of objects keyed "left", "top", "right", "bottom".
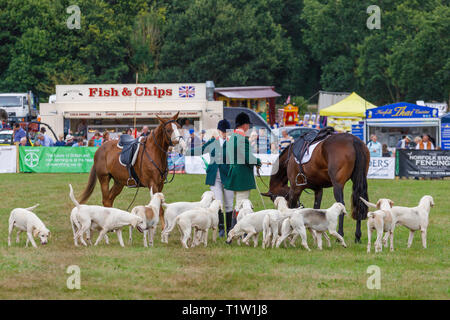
[
  {"left": 118, "top": 134, "right": 136, "bottom": 147},
  {"left": 118, "top": 134, "right": 143, "bottom": 187},
  {"left": 291, "top": 127, "right": 335, "bottom": 164}
]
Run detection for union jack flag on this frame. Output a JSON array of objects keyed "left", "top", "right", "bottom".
[{"left": 179, "top": 85, "right": 195, "bottom": 98}]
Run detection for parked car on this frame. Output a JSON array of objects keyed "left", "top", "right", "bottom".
[
  {"left": 0, "top": 129, "right": 13, "bottom": 145},
  {"left": 224, "top": 106, "right": 278, "bottom": 153},
  {"left": 273, "top": 126, "right": 318, "bottom": 141}
]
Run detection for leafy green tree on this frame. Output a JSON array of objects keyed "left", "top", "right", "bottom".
[
  {"left": 156, "top": 0, "right": 298, "bottom": 96},
  {"left": 129, "top": 7, "right": 167, "bottom": 82}
]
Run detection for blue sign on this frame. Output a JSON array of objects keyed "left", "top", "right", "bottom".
[
  {"left": 366, "top": 103, "right": 439, "bottom": 119},
  {"left": 351, "top": 122, "right": 364, "bottom": 141},
  {"left": 442, "top": 123, "right": 450, "bottom": 150}
]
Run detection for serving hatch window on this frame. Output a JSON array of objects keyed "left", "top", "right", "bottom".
[{"left": 0, "top": 96, "right": 22, "bottom": 107}]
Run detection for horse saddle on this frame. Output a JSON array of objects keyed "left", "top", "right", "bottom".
[
  {"left": 292, "top": 127, "right": 335, "bottom": 164},
  {"left": 117, "top": 135, "right": 144, "bottom": 187}
]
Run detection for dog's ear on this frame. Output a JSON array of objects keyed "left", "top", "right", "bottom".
[
  {"left": 33, "top": 228, "right": 39, "bottom": 238},
  {"left": 389, "top": 200, "right": 394, "bottom": 208},
  {"left": 376, "top": 200, "right": 381, "bottom": 209}
]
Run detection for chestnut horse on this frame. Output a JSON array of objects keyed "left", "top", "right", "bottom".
[
  {"left": 78, "top": 112, "right": 184, "bottom": 229},
  {"left": 262, "top": 133, "right": 370, "bottom": 243}
]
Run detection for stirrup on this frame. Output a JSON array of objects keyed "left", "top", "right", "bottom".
[
  {"left": 295, "top": 172, "right": 307, "bottom": 186},
  {"left": 126, "top": 177, "right": 138, "bottom": 188}
]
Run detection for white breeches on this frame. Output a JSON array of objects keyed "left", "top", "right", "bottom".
[{"left": 210, "top": 170, "right": 234, "bottom": 212}]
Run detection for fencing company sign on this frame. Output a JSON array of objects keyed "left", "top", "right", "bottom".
[{"left": 56, "top": 84, "right": 204, "bottom": 102}]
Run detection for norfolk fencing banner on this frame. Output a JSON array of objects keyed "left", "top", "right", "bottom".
[
  {"left": 396, "top": 149, "right": 450, "bottom": 178},
  {"left": 367, "top": 157, "right": 395, "bottom": 179},
  {"left": 19, "top": 147, "right": 98, "bottom": 173},
  {"left": 0, "top": 146, "right": 17, "bottom": 173}
]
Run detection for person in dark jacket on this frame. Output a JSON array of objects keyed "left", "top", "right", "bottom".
[
  {"left": 190, "top": 119, "right": 234, "bottom": 237},
  {"left": 224, "top": 112, "right": 261, "bottom": 228}
]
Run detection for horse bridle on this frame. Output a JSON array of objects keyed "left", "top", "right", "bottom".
[{"left": 141, "top": 119, "right": 183, "bottom": 184}]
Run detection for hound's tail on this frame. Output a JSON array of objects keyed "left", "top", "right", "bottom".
[
  {"left": 24, "top": 204, "right": 40, "bottom": 211},
  {"left": 79, "top": 165, "right": 97, "bottom": 204},
  {"left": 165, "top": 215, "right": 180, "bottom": 234},
  {"left": 359, "top": 197, "right": 377, "bottom": 209},
  {"left": 69, "top": 184, "right": 81, "bottom": 209}
]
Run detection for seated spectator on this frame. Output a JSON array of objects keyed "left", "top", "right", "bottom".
[
  {"left": 34, "top": 140, "right": 41, "bottom": 147},
  {"left": 13, "top": 123, "right": 26, "bottom": 143},
  {"left": 416, "top": 134, "right": 434, "bottom": 150},
  {"left": 65, "top": 134, "right": 75, "bottom": 146},
  {"left": 396, "top": 135, "right": 412, "bottom": 149},
  {"left": 200, "top": 129, "right": 207, "bottom": 145},
  {"left": 412, "top": 136, "right": 422, "bottom": 149},
  {"left": 187, "top": 129, "right": 201, "bottom": 155},
  {"left": 92, "top": 131, "right": 103, "bottom": 147},
  {"left": 256, "top": 128, "right": 271, "bottom": 154},
  {"left": 140, "top": 126, "right": 149, "bottom": 137},
  {"left": 72, "top": 136, "right": 85, "bottom": 147},
  {"left": 19, "top": 137, "right": 28, "bottom": 146},
  {"left": 382, "top": 144, "right": 392, "bottom": 157},
  {"left": 36, "top": 133, "right": 54, "bottom": 147},
  {"left": 279, "top": 130, "right": 294, "bottom": 152},
  {"left": 55, "top": 134, "right": 66, "bottom": 146},
  {"left": 367, "top": 134, "right": 382, "bottom": 158},
  {"left": 249, "top": 130, "right": 258, "bottom": 153}
]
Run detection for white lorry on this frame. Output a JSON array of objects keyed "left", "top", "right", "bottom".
[{"left": 0, "top": 91, "right": 38, "bottom": 122}]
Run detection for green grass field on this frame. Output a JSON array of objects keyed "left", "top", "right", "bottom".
[{"left": 0, "top": 173, "right": 448, "bottom": 299}]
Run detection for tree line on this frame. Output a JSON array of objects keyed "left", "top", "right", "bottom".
[{"left": 0, "top": 0, "right": 448, "bottom": 106}]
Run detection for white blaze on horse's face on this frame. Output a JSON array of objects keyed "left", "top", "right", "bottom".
[{"left": 170, "top": 123, "right": 182, "bottom": 145}]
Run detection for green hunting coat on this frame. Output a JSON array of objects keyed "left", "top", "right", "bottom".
[
  {"left": 190, "top": 137, "right": 229, "bottom": 186},
  {"left": 224, "top": 131, "right": 261, "bottom": 191}
]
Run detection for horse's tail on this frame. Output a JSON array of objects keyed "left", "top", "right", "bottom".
[
  {"left": 351, "top": 138, "right": 369, "bottom": 220},
  {"left": 79, "top": 165, "right": 97, "bottom": 204}
]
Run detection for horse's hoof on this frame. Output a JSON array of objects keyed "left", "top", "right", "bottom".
[{"left": 354, "top": 238, "right": 361, "bottom": 244}]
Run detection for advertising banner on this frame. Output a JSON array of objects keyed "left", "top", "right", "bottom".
[
  {"left": 441, "top": 123, "right": 450, "bottom": 150},
  {"left": 367, "top": 157, "right": 395, "bottom": 179},
  {"left": 19, "top": 147, "right": 98, "bottom": 173},
  {"left": 167, "top": 152, "right": 186, "bottom": 173},
  {"left": 396, "top": 149, "right": 450, "bottom": 178},
  {"left": 0, "top": 146, "right": 17, "bottom": 173},
  {"left": 351, "top": 122, "right": 364, "bottom": 141},
  {"left": 185, "top": 154, "right": 279, "bottom": 176}
]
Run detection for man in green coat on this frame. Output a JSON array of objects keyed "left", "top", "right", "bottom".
[
  {"left": 189, "top": 120, "right": 234, "bottom": 237},
  {"left": 224, "top": 112, "right": 261, "bottom": 228}
]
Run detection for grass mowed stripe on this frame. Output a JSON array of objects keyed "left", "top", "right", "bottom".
[{"left": 0, "top": 173, "right": 448, "bottom": 299}]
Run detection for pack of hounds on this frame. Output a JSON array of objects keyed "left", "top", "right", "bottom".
[{"left": 7, "top": 184, "right": 434, "bottom": 253}]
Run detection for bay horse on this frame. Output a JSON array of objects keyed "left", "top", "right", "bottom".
[
  {"left": 78, "top": 112, "right": 184, "bottom": 229},
  {"left": 261, "top": 133, "right": 370, "bottom": 243}
]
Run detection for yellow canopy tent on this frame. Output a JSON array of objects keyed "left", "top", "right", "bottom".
[{"left": 319, "top": 92, "right": 376, "bottom": 117}]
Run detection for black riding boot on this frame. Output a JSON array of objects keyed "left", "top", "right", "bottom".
[
  {"left": 225, "top": 211, "right": 233, "bottom": 235},
  {"left": 231, "top": 210, "right": 238, "bottom": 230},
  {"left": 218, "top": 210, "right": 225, "bottom": 238}
]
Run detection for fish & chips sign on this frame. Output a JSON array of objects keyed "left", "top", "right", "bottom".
[{"left": 56, "top": 84, "right": 203, "bottom": 102}]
